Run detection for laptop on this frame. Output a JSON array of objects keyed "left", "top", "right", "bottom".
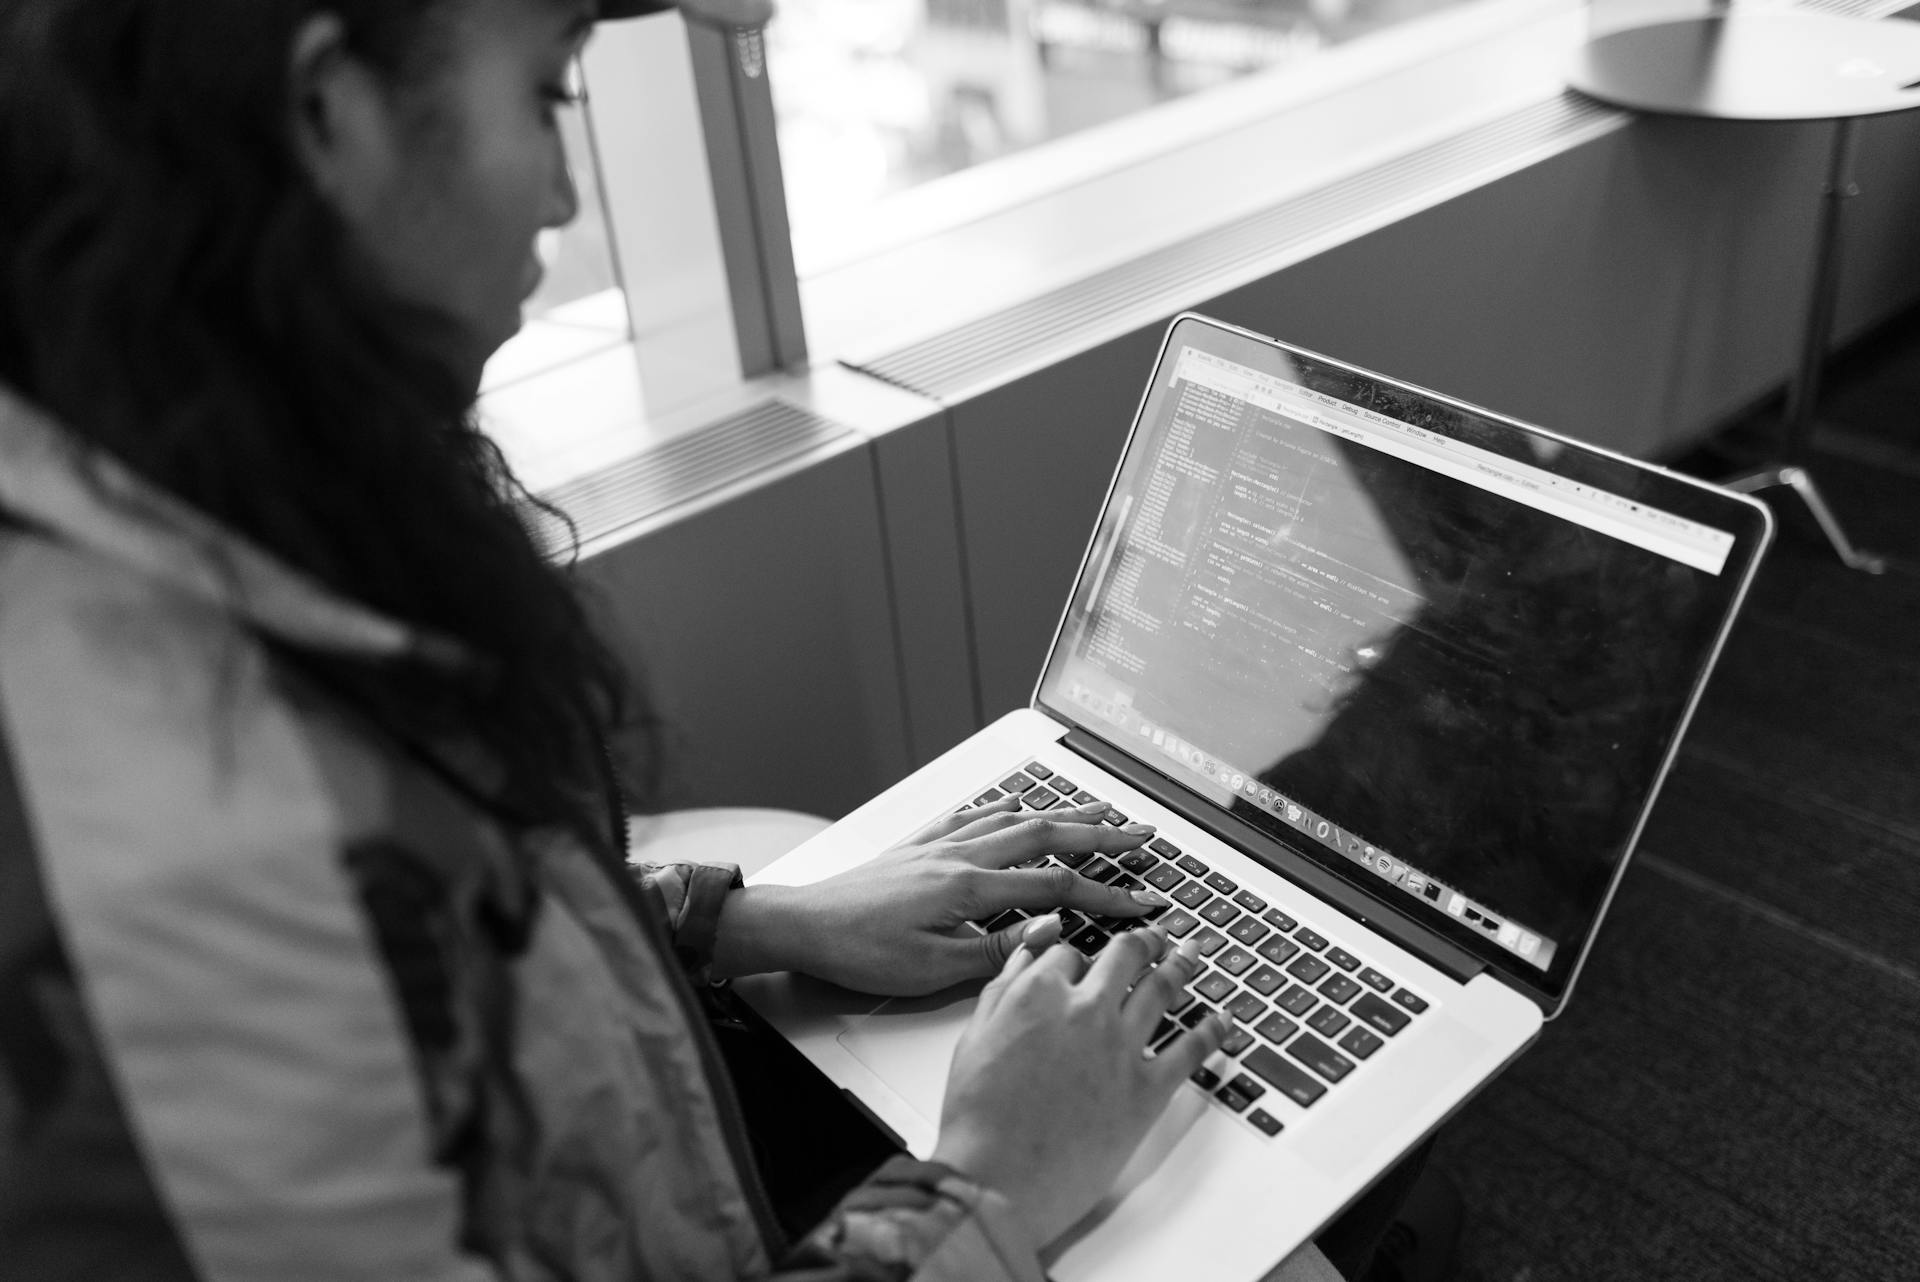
[{"left": 733, "top": 312, "right": 1773, "bottom": 1279}]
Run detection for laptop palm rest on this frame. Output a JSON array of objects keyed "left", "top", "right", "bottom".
[{"left": 835, "top": 989, "right": 979, "bottom": 1128}]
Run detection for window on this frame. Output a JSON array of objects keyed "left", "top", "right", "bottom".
[
  {"left": 481, "top": 0, "right": 1590, "bottom": 482},
  {"left": 769, "top": 0, "right": 1534, "bottom": 281}
]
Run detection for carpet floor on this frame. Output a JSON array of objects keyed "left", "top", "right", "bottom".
[{"left": 1430, "top": 309, "right": 1920, "bottom": 1282}]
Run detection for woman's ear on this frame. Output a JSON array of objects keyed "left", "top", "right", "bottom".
[{"left": 286, "top": 13, "right": 397, "bottom": 222}]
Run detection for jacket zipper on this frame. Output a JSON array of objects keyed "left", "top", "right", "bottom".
[{"left": 595, "top": 739, "right": 789, "bottom": 1255}]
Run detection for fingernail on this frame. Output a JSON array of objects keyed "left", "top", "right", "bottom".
[
  {"left": 1130, "top": 889, "right": 1169, "bottom": 908},
  {"left": 1122, "top": 822, "right": 1155, "bottom": 835},
  {"left": 1021, "top": 913, "right": 1060, "bottom": 946}
]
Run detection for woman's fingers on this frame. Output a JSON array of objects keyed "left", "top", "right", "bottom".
[
  {"left": 1122, "top": 938, "right": 1204, "bottom": 1039},
  {"left": 980, "top": 863, "right": 1171, "bottom": 921},
  {"left": 977, "top": 915, "right": 1053, "bottom": 1018},
  {"left": 907, "top": 796, "right": 1023, "bottom": 844},
  {"left": 956, "top": 808, "right": 1158, "bottom": 870},
  {"left": 1081, "top": 926, "right": 1168, "bottom": 1003},
  {"left": 1154, "top": 1010, "right": 1232, "bottom": 1087},
  {"left": 976, "top": 910, "right": 1065, "bottom": 977}
]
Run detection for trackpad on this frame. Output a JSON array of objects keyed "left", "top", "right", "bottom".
[{"left": 836, "top": 988, "right": 978, "bottom": 1128}]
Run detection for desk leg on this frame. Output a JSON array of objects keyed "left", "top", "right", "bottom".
[
  {"left": 1723, "top": 465, "right": 1885, "bottom": 574},
  {"left": 1729, "top": 117, "right": 1882, "bottom": 574}
]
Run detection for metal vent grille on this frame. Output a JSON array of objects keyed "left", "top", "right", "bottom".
[
  {"left": 855, "top": 93, "right": 1626, "bottom": 399},
  {"left": 535, "top": 399, "right": 852, "bottom": 547},
  {"left": 1795, "top": 0, "right": 1912, "bottom": 18}
]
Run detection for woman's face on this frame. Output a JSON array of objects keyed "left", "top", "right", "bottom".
[{"left": 298, "top": 0, "right": 593, "bottom": 382}]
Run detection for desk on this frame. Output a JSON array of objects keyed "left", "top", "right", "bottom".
[{"left": 1569, "top": 9, "right": 1920, "bottom": 572}]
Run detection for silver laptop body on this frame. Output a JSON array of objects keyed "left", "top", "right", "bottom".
[{"left": 736, "top": 313, "right": 1774, "bottom": 1280}]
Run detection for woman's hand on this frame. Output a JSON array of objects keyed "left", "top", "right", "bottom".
[
  {"left": 711, "top": 798, "right": 1174, "bottom": 995},
  {"left": 932, "top": 928, "right": 1230, "bottom": 1247}
]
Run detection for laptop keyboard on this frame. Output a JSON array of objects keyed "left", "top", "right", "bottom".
[{"left": 962, "top": 761, "right": 1430, "bottom": 1140}]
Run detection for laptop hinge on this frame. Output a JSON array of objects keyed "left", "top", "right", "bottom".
[{"left": 1063, "top": 727, "right": 1484, "bottom": 985}]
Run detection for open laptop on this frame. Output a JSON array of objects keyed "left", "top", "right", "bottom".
[{"left": 733, "top": 313, "right": 1773, "bottom": 1279}]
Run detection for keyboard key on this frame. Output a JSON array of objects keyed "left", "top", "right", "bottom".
[
  {"left": 1199, "top": 899, "right": 1241, "bottom": 928},
  {"left": 1055, "top": 850, "right": 1092, "bottom": 869},
  {"left": 1080, "top": 858, "right": 1121, "bottom": 884},
  {"left": 1277, "top": 985, "right": 1317, "bottom": 1016},
  {"left": 1228, "top": 917, "right": 1270, "bottom": 946},
  {"left": 1257, "top": 937, "right": 1301, "bottom": 966},
  {"left": 1286, "top": 954, "right": 1331, "bottom": 984},
  {"left": 1244, "top": 1044, "right": 1327, "bottom": 1107},
  {"left": 1152, "top": 1016, "right": 1177, "bottom": 1043},
  {"left": 1049, "top": 776, "right": 1077, "bottom": 795},
  {"left": 1254, "top": 1012, "right": 1297, "bottom": 1044},
  {"left": 1072, "top": 790, "right": 1099, "bottom": 806},
  {"left": 1286, "top": 1032, "right": 1356, "bottom": 1083},
  {"left": 1180, "top": 1005, "right": 1213, "bottom": 1028},
  {"left": 1233, "top": 889, "right": 1269, "bottom": 914},
  {"left": 1192, "top": 928, "right": 1229, "bottom": 957},
  {"left": 1159, "top": 909, "right": 1200, "bottom": 938},
  {"left": 1358, "top": 967, "right": 1395, "bottom": 993},
  {"left": 1293, "top": 927, "right": 1329, "bottom": 952},
  {"left": 974, "top": 788, "right": 1005, "bottom": 805},
  {"left": 1215, "top": 1085, "right": 1253, "bottom": 1112},
  {"left": 1307, "top": 1006, "right": 1351, "bottom": 1038},
  {"left": 1221, "top": 1027, "right": 1255, "bottom": 1056},
  {"left": 1195, "top": 972, "right": 1236, "bottom": 1003},
  {"left": 1247, "top": 1108, "right": 1284, "bottom": 1137},
  {"left": 1167, "top": 987, "right": 1195, "bottom": 1015},
  {"left": 982, "top": 910, "right": 1027, "bottom": 932},
  {"left": 1000, "top": 772, "right": 1036, "bottom": 795},
  {"left": 1117, "top": 849, "right": 1157, "bottom": 874},
  {"left": 1149, "top": 838, "right": 1183, "bottom": 859},
  {"left": 1204, "top": 872, "right": 1240, "bottom": 895},
  {"left": 1175, "top": 853, "right": 1209, "bottom": 876},
  {"left": 1068, "top": 926, "right": 1108, "bottom": 955},
  {"left": 1024, "top": 762, "right": 1053, "bottom": 780},
  {"left": 1144, "top": 863, "right": 1184, "bottom": 890},
  {"left": 1244, "top": 964, "right": 1286, "bottom": 996},
  {"left": 1339, "top": 1026, "right": 1385, "bottom": 1060},
  {"left": 1191, "top": 1066, "right": 1221, "bottom": 1091},
  {"left": 1215, "top": 946, "right": 1257, "bottom": 977},
  {"left": 1056, "top": 911, "right": 1088, "bottom": 936},
  {"left": 1351, "top": 993, "right": 1411, "bottom": 1036},
  {"left": 1172, "top": 881, "right": 1211, "bottom": 908},
  {"left": 1325, "top": 947, "right": 1361, "bottom": 972},
  {"left": 1226, "top": 992, "right": 1268, "bottom": 1024},
  {"left": 1024, "top": 789, "right": 1063, "bottom": 810},
  {"left": 1262, "top": 908, "right": 1298, "bottom": 932},
  {"left": 1392, "top": 989, "right": 1430, "bottom": 1015},
  {"left": 1320, "top": 975, "right": 1363, "bottom": 1005},
  {"left": 1101, "top": 810, "right": 1128, "bottom": 826},
  {"left": 1228, "top": 1073, "right": 1267, "bottom": 1102}
]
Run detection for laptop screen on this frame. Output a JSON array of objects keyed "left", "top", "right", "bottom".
[{"left": 1036, "top": 316, "right": 1770, "bottom": 1002}]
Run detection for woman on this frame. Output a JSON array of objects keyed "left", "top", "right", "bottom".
[{"left": 0, "top": 1, "right": 1354, "bottom": 1278}]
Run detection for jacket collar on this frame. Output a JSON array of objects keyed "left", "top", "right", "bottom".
[{"left": 0, "top": 383, "right": 464, "bottom": 666}]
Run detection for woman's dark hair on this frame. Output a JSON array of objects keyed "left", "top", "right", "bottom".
[{"left": 0, "top": 0, "right": 655, "bottom": 847}]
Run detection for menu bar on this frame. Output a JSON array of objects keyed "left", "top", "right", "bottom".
[{"left": 1173, "top": 347, "right": 1735, "bottom": 576}]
